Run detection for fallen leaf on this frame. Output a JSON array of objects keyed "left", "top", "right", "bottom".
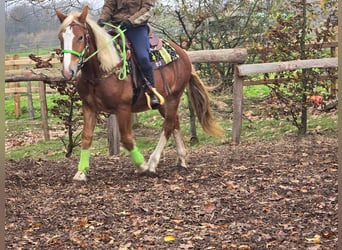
[
  {"left": 306, "top": 234, "right": 321, "bottom": 243},
  {"left": 200, "top": 223, "right": 217, "bottom": 229},
  {"left": 239, "top": 244, "right": 251, "bottom": 250},
  {"left": 164, "top": 235, "right": 176, "bottom": 242},
  {"left": 226, "top": 181, "right": 237, "bottom": 189},
  {"left": 119, "top": 242, "right": 132, "bottom": 250},
  {"left": 172, "top": 219, "right": 184, "bottom": 224},
  {"left": 116, "top": 211, "right": 131, "bottom": 216},
  {"left": 94, "top": 234, "right": 110, "bottom": 241},
  {"left": 133, "top": 230, "right": 142, "bottom": 237},
  {"left": 24, "top": 228, "right": 33, "bottom": 233},
  {"left": 169, "top": 184, "right": 181, "bottom": 191},
  {"left": 269, "top": 192, "right": 283, "bottom": 201},
  {"left": 78, "top": 216, "right": 88, "bottom": 227},
  {"left": 202, "top": 202, "right": 216, "bottom": 213}
]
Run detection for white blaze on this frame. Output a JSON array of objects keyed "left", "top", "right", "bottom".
[{"left": 62, "top": 26, "right": 75, "bottom": 70}]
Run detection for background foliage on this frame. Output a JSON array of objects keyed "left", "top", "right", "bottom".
[{"left": 5, "top": 0, "right": 338, "bottom": 156}]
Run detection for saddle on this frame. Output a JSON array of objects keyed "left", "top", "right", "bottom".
[{"left": 110, "top": 26, "right": 178, "bottom": 105}]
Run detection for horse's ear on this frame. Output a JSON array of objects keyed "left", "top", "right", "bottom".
[
  {"left": 55, "top": 8, "right": 66, "bottom": 23},
  {"left": 79, "top": 5, "right": 89, "bottom": 24}
]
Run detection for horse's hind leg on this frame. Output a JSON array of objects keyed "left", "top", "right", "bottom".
[
  {"left": 173, "top": 129, "right": 187, "bottom": 168},
  {"left": 147, "top": 110, "right": 186, "bottom": 172},
  {"left": 147, "top": 131, "right": 168, "bottom": 173}
]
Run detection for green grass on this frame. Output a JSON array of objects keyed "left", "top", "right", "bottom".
[
  {"left": 6, "top": 48, "right": 57, "bottom": 57},
  {"left": 6, "top": 140, "right": 67, "bottom": 160},
  {"left": 5, "top": 92, "right": 61, "bottom": 120},
  {"left": 5, "top": 85, "right": 337, "bottom": 161},
  {"left": 244, "top": 85, "right": 271, "bottom": 98}
]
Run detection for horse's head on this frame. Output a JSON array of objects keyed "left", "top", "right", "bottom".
[{"left": 55, "top": 6, "right": 90, "bottom": 80}]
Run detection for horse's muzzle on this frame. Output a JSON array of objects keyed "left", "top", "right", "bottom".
[{"left": 61, "top": 68, "right": 75, "bottom": 81}]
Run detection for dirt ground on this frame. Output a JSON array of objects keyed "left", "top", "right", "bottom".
[{"left": 5, "top": 134, "right": 338, "bottom": 249}]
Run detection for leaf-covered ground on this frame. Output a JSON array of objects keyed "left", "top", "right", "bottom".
[{"left": 5, "top": 134, "right": 338, "bottom": 249}]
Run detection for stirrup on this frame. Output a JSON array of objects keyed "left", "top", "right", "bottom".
[{"left": 145, "top": 87, "right": 164, "bottom": 109}]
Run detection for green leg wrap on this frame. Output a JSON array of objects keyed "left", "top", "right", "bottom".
[
  {"left": 78, "top": 149, "right": 90, "bottom": 173},
  {"left": 130, "top": 146, "right": 144, "bottom": 166}
]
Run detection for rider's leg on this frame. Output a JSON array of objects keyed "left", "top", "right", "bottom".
[{"left": 125, "top": 25, "right": 161, "bottom": 109}]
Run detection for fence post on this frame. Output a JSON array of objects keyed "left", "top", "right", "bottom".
[
  {"left": 26, "top": 80, "right": 35, "bottom": 120},
  {"left": 232, "top": 65, "right": 244, "bottom": 144},
  {"left": 12, "top": 55, "right": 21, "bottom": 118},
  {"left": 107, "top": 114, "right": 120, "bottom": 155},
  {"left": 13, "top": 83, "right": 21, "bottom": 118},
  {"left": 330, "top": 46, "right": 337, "bottom": 97},
  {"left": 38, "top": 82, "right": 50, "bottom": 140}
]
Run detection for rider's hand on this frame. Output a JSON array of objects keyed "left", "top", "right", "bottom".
[
  {"left": 97, "top": 19, "right": 106, "bottom": 27},
  {"left": 120, "top": 19, "right": 132, "bottom": 30}
]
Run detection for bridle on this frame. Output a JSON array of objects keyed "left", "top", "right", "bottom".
[
  {"left": 61, "top": 21, "right": 90, "bottom": 70},
  {"left": 60, "top": 20, "right": 128, "bottom": 79}
]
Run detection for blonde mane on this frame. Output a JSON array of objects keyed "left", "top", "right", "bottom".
[{"left": 59, "top": 12, "right": 121, "bottom": 72}]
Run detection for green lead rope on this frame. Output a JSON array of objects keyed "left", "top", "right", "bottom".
[{"left": 102, "top": 22, "right": 128, "bottom": 80}]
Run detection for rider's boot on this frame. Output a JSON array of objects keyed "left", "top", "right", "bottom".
[{"left": 144, "top": 70, "right": 163, "bottom": 109}]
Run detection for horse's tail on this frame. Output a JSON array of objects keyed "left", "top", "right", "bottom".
[{"left": 188, "top": 68, "right": 224, "bottom": 137}]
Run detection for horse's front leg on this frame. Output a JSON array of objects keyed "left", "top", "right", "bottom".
[
  {"left": 116, "top": 111, "right": 149, "bottom": 173},
  {"left": 73, "top": 104, "right": 97, "bottom": 181}
]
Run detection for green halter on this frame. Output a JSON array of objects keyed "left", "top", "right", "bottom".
[{"left": 61, "top": 48, "right": 86, "bottom": 58}]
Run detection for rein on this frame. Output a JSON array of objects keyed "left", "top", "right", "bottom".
[{"left": 61, "top": 21, "right": 128, "bottom": 80}]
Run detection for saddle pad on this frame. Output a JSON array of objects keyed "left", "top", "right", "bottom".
[{"left": 150, "top": 40, "right": 179, "bottom": 69}]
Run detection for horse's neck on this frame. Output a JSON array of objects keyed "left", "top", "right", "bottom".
[{"left": 82, "top": 32, "right": 103, "bottom": 78}]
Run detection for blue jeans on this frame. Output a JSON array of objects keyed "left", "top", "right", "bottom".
[{"left": 125, "top": 25, "right": 154, "bottom": 83}]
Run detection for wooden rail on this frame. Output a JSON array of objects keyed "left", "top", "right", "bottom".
[
  {"left": 5, "top": 58, "right": 60, "bottom": 67},
  {"left": 237, "top": 57, "right": 338, "bottom": 76},
  {"left": 4, "top": 49, "right": 248, "bottom": 148},
  {"left": 4, "top": 46, "right": 337, "bottom": 146},
  {"left": 5, "top": 87, "right": 56, "bottom": 94},
  {"left": 232, "top": 57, "right": 338, "bottom": 144}
]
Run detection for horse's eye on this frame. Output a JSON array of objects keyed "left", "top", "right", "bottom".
[{"left": 78, "top": 36, "right": 84, "bottom": 42}]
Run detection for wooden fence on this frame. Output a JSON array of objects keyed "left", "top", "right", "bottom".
[
  {"left": 5, "top": 55, "right": 58, "bottom": 122},
  {"left": 5, "top": 54, "right": 60, "bottom": 140},
  {"left": 4, "top": 49, "right": 248, "bottom": 148},
  {"left": 4, "top": 44, "right": 338, "bottom": 146},
  {"left": 232, "top": 57, "right": 338, "bottom": 144}
]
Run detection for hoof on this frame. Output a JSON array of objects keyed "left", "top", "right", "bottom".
[
  {"left": 147, "top": 159, "right": 158, "bottom": 173},
  {"left": 177, "top": 161, "right": 188, "bottom": 169},
  {"left": 135, "top": 162, "right": 149, "bottom": 174},
  {"left": 176, "top": 157, "right": 187, "bottom": 168},
  {"left": 148, "top": 166, "right": 156, "bottom": 173},
  {"left": 73, "top": 171, "right": 87, "bottom": 181}
]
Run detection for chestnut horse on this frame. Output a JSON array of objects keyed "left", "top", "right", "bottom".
[{"left": 55, "top": 6, "right": 223, "bottom": 181}]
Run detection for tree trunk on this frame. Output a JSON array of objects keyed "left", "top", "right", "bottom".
[{"left": 298, "top": 0, "right": 308, "bottom": 135}]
